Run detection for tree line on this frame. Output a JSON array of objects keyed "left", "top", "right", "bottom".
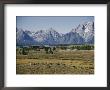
[{"left": 16, "top": 45, "right": 94, "bottom": 55}]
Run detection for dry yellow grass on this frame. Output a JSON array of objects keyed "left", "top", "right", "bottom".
[{"left": 16, "top": 50, "right": 94, "bottom": 74}]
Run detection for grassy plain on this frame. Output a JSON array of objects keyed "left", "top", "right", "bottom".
[{"left": 16, "top": 50, "right": 94, "bottom": 74}]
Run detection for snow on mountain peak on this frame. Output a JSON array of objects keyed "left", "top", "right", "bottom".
[{"left": 17, "top": 21, "right": 94, "bottom": 45}]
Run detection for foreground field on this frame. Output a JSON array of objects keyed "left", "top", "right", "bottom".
[{"left": 16, "top": 50, "right": 94, "bottom": 74}]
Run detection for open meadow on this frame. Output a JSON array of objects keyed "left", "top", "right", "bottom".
[{"left": 16, "top": 48, "right": 94, "bottom": 74}]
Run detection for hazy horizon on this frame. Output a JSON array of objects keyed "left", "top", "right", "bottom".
[{"left": 16, "top": 16, "right": 94, "bottom": 34}]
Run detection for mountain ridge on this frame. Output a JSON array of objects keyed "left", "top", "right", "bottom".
[{"left": 16, "top": 21, "right": 94, "bottom": 46}]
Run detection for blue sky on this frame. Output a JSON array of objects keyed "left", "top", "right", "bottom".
[{"left": 16, "top": 16, "right": 94, "bottom": 34}]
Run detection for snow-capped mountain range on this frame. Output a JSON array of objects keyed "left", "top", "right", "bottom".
[{"left": 16, "top": 21, "right": 94, "bottom": 46}]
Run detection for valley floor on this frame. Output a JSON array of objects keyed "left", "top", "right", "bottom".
[{"left": 16, "top": 50, "right": 94, "bottom": 74}]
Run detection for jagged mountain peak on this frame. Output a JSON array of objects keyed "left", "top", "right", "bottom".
[
  {"left": 35, "top": 30, "right": 45, "bottom": 34},
  {"left": 46, "top": 27, "right": 58, "bottom": 34},
  {"left": 16, "top": 28, "right": 36, "bottom": 46},
  {"left": 16, "top": 21, "right": 94, "bottom": 45}
]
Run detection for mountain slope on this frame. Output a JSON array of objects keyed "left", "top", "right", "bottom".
[
  {"left": 16, "top": 29, "right": 36, "bottom": 45},
  {"left": 71, "top": 21, "right": 94, "bottom": 44},
  {"left": 60, "top": 32, "right": 84, "bottom": 44},
  {"left": 16, "top": 21, "right": 94, "bottom": 45}
]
